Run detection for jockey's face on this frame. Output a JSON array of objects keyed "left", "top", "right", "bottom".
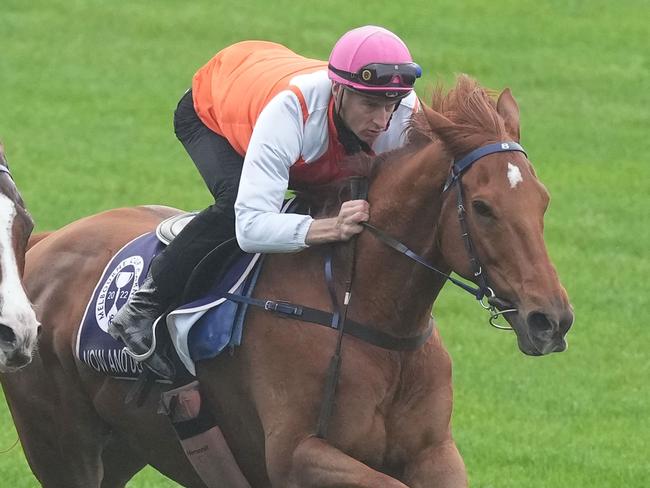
[{"left": 333, "top": 85, "right": 400, "bottom": 145}]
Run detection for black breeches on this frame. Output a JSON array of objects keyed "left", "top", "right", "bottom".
[{"left": 150, "top": 89, "right": 244, "bottom": 299}]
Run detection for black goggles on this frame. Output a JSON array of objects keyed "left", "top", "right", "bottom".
[{"left": 329, "top": 62, "right": 422, "bottom": 87}]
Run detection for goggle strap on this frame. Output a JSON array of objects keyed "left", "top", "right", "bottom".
[{"left": 328, "top": 63, "right": 418, "bottom": 87}]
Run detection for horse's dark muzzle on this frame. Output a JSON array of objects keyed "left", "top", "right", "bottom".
[{"left": 526, "top": 308, "right": 574, "bottom": 354}]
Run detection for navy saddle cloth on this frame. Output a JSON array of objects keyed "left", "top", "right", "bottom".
[{"left": 76, "top": 232, "right": 262, "bottom": 379}]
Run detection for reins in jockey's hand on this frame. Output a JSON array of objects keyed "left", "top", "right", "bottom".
[{"left": 316, "top": 176, "right": 368, "bottom": 439}]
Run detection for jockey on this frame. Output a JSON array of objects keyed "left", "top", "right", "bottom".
[{"left": 109, "top": 25, "right": 422, "bottom": 378}]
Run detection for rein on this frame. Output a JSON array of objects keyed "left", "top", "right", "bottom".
[
  {"left": 0, "top": 437, "right": 20, "bottom": 454},
  {"left": 316, "top": 176, "right": 365, "bottom": 439}
]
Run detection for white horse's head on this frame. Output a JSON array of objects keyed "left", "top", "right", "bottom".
[{"left": 0, "top": 142, "right": 39, "bottom": 372}]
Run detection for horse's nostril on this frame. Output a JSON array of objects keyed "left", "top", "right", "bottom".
[
  {"left": 0, "top": 323, "right": 17, "bottom": 344},
  {"left": 559, "top": 310, "right": 574, "bottom": 335},
  {"left": 527, "top": 311, "right": 554, "bottom": 337}
]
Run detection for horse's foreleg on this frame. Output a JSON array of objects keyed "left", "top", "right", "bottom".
[
  {"left": 100, "top": 432, "right": 147, "bottom": 488},
  {"left": 402, "top": 439, "right": 467, "bottom": 488},
  {"left": 3, "top": 365, "right": 110, "bottom": 487},
  {"left": 269, "top": 436, "right": 409, "bottom": 488}
]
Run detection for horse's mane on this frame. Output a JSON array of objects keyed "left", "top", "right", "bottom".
[
  {"left": 411, "top": 74, "right": 509, "bottom": 158},
  {"left": 298, "top": 75, "right": 507, "bottom": 216}
]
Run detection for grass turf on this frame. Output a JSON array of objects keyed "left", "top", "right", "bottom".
[{"left": 1, "top": 1, "right": 648, "bottom": 486}]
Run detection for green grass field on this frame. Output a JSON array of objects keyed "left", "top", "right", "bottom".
[{"left": 1, "top": 1, "right": 648, "bottom": 486}]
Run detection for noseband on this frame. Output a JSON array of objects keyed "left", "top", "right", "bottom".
[{"left": 363, "top": 141, "right": 527, "bottom": 330}]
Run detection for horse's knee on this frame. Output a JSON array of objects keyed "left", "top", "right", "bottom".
[
  {"left": 264, "top": 437, "right": 300, "bottom": 486},
  {"left": 267, "top": 436, "right": 409, "bottom": 488},
  {"left": 265, "top": 436, "right": 340, "bottom": 486},
  {"left": 404, "top": 440, "right": 467, "bottom": 488}
]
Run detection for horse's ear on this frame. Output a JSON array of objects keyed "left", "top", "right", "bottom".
[
  {"left": 496, "top": 88, "right": 520, "bottom": 142},
  {"left": 420, "top": 102, "right": 455, "bottom": 136}
]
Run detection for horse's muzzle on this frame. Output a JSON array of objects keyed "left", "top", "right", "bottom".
[
  {"left": 522, "top": 307, "right": 574, "bottom": 355},
  {"left": 0, "top": 323, "right": 16, "bottom": 345},
  {"left": 0, "top": 323, "right": 36, "bottom": 371}
]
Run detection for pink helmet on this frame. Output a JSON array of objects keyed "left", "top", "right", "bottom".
[{"left": 328, "top": 25, "right": 421, "bottom": 99}]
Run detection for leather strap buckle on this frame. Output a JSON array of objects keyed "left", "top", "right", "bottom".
[{"left": 263, "top": 300, "right": 303, "bottom": 317}]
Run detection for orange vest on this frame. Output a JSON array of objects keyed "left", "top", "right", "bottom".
[
  {"left": 288, "top": 101, "right": 353, "bottom": 190},
  {"left": 192, "top": 41, "right": 327, "bottom": 156}
]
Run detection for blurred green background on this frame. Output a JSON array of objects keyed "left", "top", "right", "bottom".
[{"left": 1, "top": 0, "right": 648, "bottom": 486}]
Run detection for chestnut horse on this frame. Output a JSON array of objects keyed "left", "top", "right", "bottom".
[
  {"left": 0, "top": 142, "right": 38, "bottom": 372},
  {"left": 1, "top": 77, "right": 573, "bottom": 487}
]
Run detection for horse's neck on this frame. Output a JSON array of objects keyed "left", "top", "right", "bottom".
[{"left": 350, "top": 142, "right": 452, "bottom": 338}]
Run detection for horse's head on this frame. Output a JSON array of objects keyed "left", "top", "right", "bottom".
[
  {"left": 422, "top": 78, "right": 573, "bottom": 356},
  {"left": 0, "top": 141, "right": 39, "bottom": 372}
]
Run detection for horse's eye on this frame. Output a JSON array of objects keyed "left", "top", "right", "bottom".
[{"left": 472, "top": 200, "right": 494, "bottom": 218}]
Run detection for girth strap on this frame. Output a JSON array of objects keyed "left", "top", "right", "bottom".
[{"left": 224, "top": 293, "right": 433, "bottom": 351}]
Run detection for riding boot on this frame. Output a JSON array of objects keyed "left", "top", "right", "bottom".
[{"left": 108, "top": 273, "right": 175, "bottom": 380}]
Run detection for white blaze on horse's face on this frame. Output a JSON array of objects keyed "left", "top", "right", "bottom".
[
  {"left": 507, "top": 162, "right": 523, "bottom": 189},
  {"left": 0, "top": 193, "right": 39, "bottom": 372}
]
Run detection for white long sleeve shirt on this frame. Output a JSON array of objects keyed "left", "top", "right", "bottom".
[{"left": 234, "top": 69, "right": 418, "bottom": 253}]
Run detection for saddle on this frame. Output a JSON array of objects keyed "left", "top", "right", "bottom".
[
  {"left": 75, "top": 214, "right": 257, "bottom": 381},
  {"left": 155, "top": 212, "right": 198, "bottom": 246}
]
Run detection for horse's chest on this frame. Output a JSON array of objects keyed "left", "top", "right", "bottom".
[
  {"left": 329, "top": 377, "right": 396, "bottom": 458},
  {"left": 330, "top": 384, "right": 393, "bottom": 467},
  {"left": 332, "top": 347, "right": 447, "bottom": 469}
]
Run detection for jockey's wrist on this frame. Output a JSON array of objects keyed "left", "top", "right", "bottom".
[{"left": 304, "top": 217, "right": 342, "bottom": 245}]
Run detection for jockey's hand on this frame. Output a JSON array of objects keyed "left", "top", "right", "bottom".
[
  {"left": 335, "top": 199, "right": 369, "bottom": 240},
  {"left": 304, "top": 199, "right": 369, "bottom": 246}
]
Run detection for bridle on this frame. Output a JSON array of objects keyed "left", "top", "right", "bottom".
[
  {"left": 443, "top": 141, "right": 527, "bottom": 327},
  {"left": 0, "top": 155, "right": 35, "bottom": 264},
  {"left": 362, "top": 141, "right": 527, "bottom": 330}
]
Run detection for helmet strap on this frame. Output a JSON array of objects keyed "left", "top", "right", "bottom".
[
  {"left": 333, "top": 83, "right": 345, "bottom": 118},
  {"left": 384, "top": 98, "right": 402, "bottom": 132}
]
